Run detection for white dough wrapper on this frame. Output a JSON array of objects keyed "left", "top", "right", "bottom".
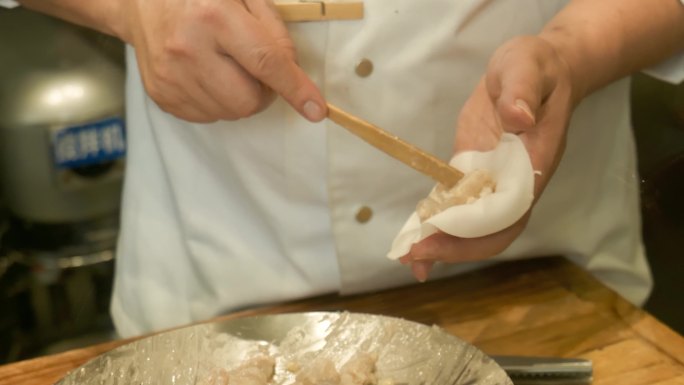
[{"left": 386, "top": 133, "right": 535, "bottom": 260}]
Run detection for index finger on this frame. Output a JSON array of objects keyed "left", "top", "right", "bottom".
[{"left": 216, "top": 1, "right": 327, "bottom": 121}]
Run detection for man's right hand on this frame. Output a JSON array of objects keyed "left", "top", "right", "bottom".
[
  {"left": 21, "top": 0, "right": 327, "bottom": 123},
  {"left": 118, "top": 0, "right": 327, "bottom": 123}
]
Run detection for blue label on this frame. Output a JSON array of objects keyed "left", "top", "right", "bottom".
[{"left": 52, "top": 117, "right": 126, "bottom": 168}]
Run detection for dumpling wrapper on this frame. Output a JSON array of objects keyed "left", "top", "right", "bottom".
[{"left": 386, "top": 133, "right": 535, "bottom": 260}]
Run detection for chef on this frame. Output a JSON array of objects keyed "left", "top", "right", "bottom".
[{"left": 4, "top": 0, "right": 684, "bottom": 338}]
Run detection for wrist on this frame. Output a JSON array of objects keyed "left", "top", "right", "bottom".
[
  {"left": 90, "top": 0, "right": 129, "bottom": 41},
  {"left": 106, "top": 0, "right": 130, "bottom": 43}
]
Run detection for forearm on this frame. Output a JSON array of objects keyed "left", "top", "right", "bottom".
[
  {"left": 17, "top": 0, "right": 124, "bottom": 39},
  {"left": 539, "top": 0, "right": 684, "bottom": 103}
]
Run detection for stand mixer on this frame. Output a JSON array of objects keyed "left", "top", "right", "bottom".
[{"left": 0, "top": 8, "right": 125, "bottom": 360}]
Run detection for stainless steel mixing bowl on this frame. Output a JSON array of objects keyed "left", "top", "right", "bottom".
[{"left": 55, "top": 312, "right": 512, "bottom": 385}]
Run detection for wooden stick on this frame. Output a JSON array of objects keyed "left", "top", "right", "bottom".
[
  {"left": 275, "top": 1, "right": 364, "bottom": 22},
  {"left": 327, "top": 103, "right": 465, "bottom": 188}
]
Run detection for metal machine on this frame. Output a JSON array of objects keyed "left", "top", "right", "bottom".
[{"left": 0, "top": 8, "right": 125, "bottom": 361}]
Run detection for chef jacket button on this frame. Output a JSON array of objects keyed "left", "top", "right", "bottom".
[
  {"left": 355, "top": 206, "right": 373, "bottom": 223},
  {"left": 355, "top": 59, "right": 374, "bottom": 78}
]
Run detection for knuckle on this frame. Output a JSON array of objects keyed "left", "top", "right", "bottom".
[
  {"left": 155, "top": 98, "right": 180, "bottom": 115},
  {"left": 177, "top": 109, "right": 216, "bottom": 124},
  {"left": 149, "top": 61, "right": 175, "bottom": 87},
  {"left": 232, "top": 86, "right": 269, "bottom": 118},
  {"left": 163, "top": 35, "right": 195, "bottom": 59},
  {"left": 156, "top": 101, "right": 179, "bottom": 116},
  {"left": 235, "top": 97, "right": 263, "bottom": 118},
  {"left": 250, "top": 44, "right": 286, "bottom": 76},
  {"left": 193, "top": 3, "right": 223, "bottom": 27},
  {"left": 261, "top": 88, "right": 277, "bottom": 109},
  {"left": 148, "top": 96, "right": 213, "bottom": 123},
  {"left": 144, "top": 83, "right": 167, "bottom": 106},
  {"left": 275, "top": 37, "right": 296, "bottom": 60}
]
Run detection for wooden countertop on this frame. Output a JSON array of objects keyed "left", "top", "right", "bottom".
[{"left": 2, "top": 256, "right": 684, "bottom": 385}]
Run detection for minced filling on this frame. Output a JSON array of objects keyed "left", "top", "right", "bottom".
[{"left": 416, "top": 169, "right": 496, "bottom": 222}]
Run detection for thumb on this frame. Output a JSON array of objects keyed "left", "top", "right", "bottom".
[{"left": 485, "top": 40, "right": 554, "bottom": 133}]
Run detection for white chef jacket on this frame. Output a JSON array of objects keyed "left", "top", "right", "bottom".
[{"left": 109, "top": 0, "right": 683, "bottom": 338}]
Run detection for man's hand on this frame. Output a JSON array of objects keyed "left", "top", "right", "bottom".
[
  {"left": 399, "top": 36, "right": 575, "bottom": 281},
  {"left": 20, "top": 0, "right": 327, "bottom": 123},
  {"left": 397, "top": 0, "right": 684, "bottom": 282},
  {"left": 119, "top": 0, "right": 326, "bottom": 123}
]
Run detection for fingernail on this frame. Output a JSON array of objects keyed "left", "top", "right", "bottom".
[
  {"left": 515, "top": 99, "right": 535, "bottom": 125},
  {"left": 303, "top": 100, "right": 324, "bottom": 121}
]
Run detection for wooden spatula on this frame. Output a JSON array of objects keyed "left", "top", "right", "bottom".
[{"left": 326, "top": 103, "right": 464, "bottom": 188}]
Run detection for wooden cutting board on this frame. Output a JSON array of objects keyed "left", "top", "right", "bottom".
[{"left": 1, "top": 257, "right": 683, "bottom": 385}]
